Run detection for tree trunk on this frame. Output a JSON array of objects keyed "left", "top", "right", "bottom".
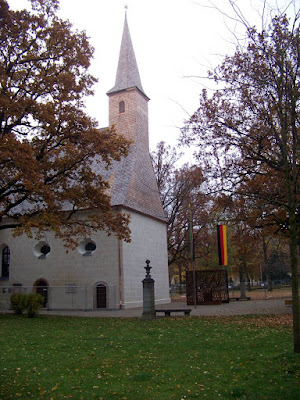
[
  {"left": 246, "top": 270, "right": 251, "bottom": 291},
  {"left": 290, "top": 211, "right": 300, "bottom": 353},
  {"left": 239, "top": 263, "right": 247, "bottom": 300},
  {"left": 178, "top": 264, "right": 183, "bottom": 294},
  {"left": 262, "top": 237, "right": 273, "bottom": 291},
  {"left": 266, "top": 273, "right": 273, "bottom": 292}
]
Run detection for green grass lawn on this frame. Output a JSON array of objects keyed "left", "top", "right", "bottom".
[{"left": 0, "top": 314, "right": 299, "bottom": 400}]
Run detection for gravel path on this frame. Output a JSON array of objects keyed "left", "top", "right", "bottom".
[{"left": 39, "top": 298, "right": 291, "bottom": 318}]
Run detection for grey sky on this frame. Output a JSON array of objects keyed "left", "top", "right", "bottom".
[{"left": 13, "top": 0, "right": 299, "bottom": 154}]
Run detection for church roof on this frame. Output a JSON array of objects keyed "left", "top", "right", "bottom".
[
  {"left": 94, "top": 144, "right": 166, "bottom": 222},
  {"left": 107, "top": 14, "right": 148, "bottom": 99}
]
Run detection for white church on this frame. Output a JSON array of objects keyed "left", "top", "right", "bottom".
[{"left": 0, "top": 14, "right": 170, "bottom": 311}]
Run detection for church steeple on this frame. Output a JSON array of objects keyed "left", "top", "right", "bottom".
[
  {"left": 107, "top": 13, "right": 148, "bottom": 99},
  {"left": 103, "top": 11, "right": 166, "bottom": 223}
]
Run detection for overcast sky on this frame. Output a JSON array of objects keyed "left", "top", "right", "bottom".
[{"left": 12, "top": 0, "right": 299, "bottom": 154}]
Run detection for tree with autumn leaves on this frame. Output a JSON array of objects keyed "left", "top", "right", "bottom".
[
  {"left": 0, "top": 0, "right": 130, "bottom": 247},
  {"left": 151, "top": 142, "right": 213, "bottom": 285},
  {"left": 151, "top": 143, "right": 268, "bottom": 290},
  {"left": 182, "top": 13, "right": 300, "bottom": 352}
]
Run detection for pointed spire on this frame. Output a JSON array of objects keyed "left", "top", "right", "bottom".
[{"left": 107, "top": 13, "right": 147, "bottom": 98}]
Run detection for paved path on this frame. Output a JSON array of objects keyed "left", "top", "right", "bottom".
[{"left": 40, "top": 298, "right": 291, "bottom": 318}]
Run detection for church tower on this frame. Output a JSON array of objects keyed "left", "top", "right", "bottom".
[
  {"left": 105, "top": 12, "right": 170, "bottom": 308},
  {"left": 106, "top": 13, "right": 165, "bottom": 222},
  {"left": 107, "top": 13, "right": 149, "bottom": 148}
]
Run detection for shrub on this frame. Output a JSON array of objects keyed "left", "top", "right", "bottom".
[
  {"left": 26, "top": 293, "right": 44, "bottom": 318},
  {"left": 10, "top": 293, "right": 28, "bottom": 315}
]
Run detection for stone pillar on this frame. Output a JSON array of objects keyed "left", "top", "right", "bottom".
[{"left": 142, "top": 260, "right": 155, "bottom": 320}]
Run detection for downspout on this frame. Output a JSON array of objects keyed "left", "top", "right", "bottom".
[{"left": 118, "top": 238, "right": 124, "bottom": 309}]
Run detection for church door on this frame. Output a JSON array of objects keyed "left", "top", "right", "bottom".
[
  {"left": 35, "top": 280, "right": 48, "bottom": 307},
  {"left": 96, "top": 284, "right": 106, "bottom": 309},
  {"left": 1, "top": 246, "right": 10, "bottom": 278}
]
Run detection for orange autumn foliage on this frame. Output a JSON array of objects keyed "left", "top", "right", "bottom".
[{"left": 0, "top": 0, "right": 131, "bottom": 247}]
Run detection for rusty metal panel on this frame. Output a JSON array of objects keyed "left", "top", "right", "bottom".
[{"left": 186, "top": 270, "right": 229, "bottom": 305}]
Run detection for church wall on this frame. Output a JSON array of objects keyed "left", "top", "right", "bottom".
[
  {"left": 121, "top": 210, "right": 170, "bottom": 309},
  {"left": 0, "top": 221, "right": 120, "bottom": 310},
  {"left": 0, "top": 210, "right": 171, "bottom": 311}
]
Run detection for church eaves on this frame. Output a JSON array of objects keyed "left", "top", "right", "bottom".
[{"left": 107, "top": 14, "right": 148, "bottom": 99}]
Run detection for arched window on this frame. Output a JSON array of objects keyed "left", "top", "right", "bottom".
[
  {"left": 2, "top": 246, "right": 10, "bottom": 279},
  {"left": 119, "top": 100, "right": 125, "bottom": 113}
]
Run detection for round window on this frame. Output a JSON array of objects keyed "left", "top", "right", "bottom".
[
  {"left": 41, "top": 244, "right": 51, "bottom": 255},
  {"left": 33, "top": 242, "right": 51, "bottom": 259},
  {"left": 77, "top": 239, "right": 97, "bottom": 256},
  {"left": 85, "top": 242, "right": 96, "bottom": 252}
]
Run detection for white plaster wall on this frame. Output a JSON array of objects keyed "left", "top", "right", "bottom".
[
  {"left": 121, "top": 210, "right": 170, "bottom": 308},
  {"left": 0, "top": 211, "right": 170, "bottom": 311},
  {"left": 0, "top": 225, "right": 119, "bottom": 310}
]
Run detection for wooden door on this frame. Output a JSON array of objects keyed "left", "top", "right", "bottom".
[
  {"left": 96, "top": 284, "right": 106, "bottom": 308},
  {"left": 2, "top": 246, "right": 10, "bottom": 278},
  {"left": 36, "top": 280, "right": 48, "bottom": 307}
]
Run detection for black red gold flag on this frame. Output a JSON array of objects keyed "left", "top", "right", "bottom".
[{"left": 217, "top": 225, "right": 228, "bottom": 266}]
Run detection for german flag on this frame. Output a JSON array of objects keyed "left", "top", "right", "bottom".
[{"left": 217, "top": 225, "right": 228, "bottom": 266}]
